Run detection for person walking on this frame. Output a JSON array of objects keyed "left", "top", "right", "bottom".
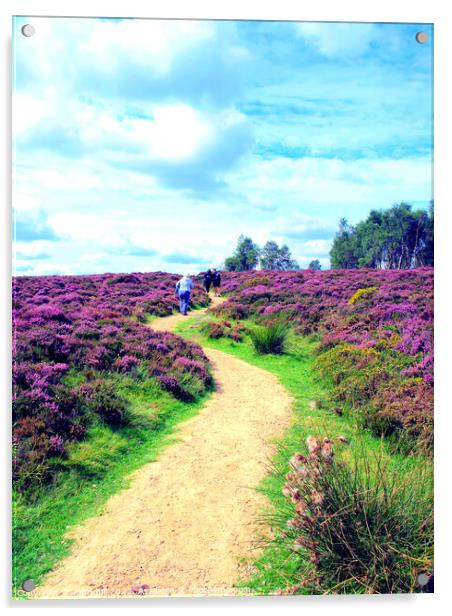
[
  {"left": 203, "top": 269, "right": 213, "bottom": 295},
  {"left": 212, "top": 269, "right": 222, "bottom": 297},
  {"left": 175, "top": 273, "right": 193, "bottom": 316}
]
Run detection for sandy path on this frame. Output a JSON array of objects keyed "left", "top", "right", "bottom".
[{"left": 32, "top": 298, "right": 293, "bottom": 599}]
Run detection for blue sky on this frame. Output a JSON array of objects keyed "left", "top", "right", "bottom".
[{"left": 13, "top": 17, "right": 433, "bottom": 275}]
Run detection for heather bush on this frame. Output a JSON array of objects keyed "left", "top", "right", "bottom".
[
  {"left": 369, "top": 379, "right": 434, "bottom": 455},
  {"left": 217, "top": 268, "right": 433, "bottom": 450},
  {"left": 156, "top": 375, "right": 191, "bottom": 401},
  {"left": 79, "top": 380, "right": 130, "bottom": 427},
  {"left": 13, "top": 429, "right": 53, "bottom": 490},
  {"left": 211, "top": 302, "right": 249, "bottom": 320},
  {"left": 230, "top": 324, "right": 245, "bottom": 342},
  {"left": 12, "top": 272, "right": 212, "bottom": 492},
  {"left": 204, "top": 322, "right": 226, "bottom": 339},
  {"left": 277, "top": 436, "right": 433, "bottom": 594},
  {"left": 113, "top": 355, "right": 141, "bottom": 373},
  {"left": 240, "top": 276, "right": 271, "bottom": 289},
  {"left": 200, "top": 319, "right": 246, "bottom": 342},
  {"left": 315, "top": 344, "right": 433, "bottom": 453},
  {"left": 173, "top": 356, "right": 212, "bottom": 386}
]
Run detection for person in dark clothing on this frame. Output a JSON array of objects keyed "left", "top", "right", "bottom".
[
  {"left": 212, "top": 269, "right": 221, "bottom": 296},
  {"left": 203, "top": 269, "right": 213, "bottom": 295}
]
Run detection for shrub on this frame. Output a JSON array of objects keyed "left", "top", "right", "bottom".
[
  {"left": 369, "top": 379, "right": 434, "bottom": 455},
  {"left": 205, "top": 322, "right": 226, "bottom": 339},
  {"left": 277, "top": 436, "right": 433, "bottom": 594},
  {"left": 114, "top": 355, "right": 140, "bottom": 373},
  {"left": 240, "top": 276, "right": 271, "bottom": 289},
  {"left": 230, "top": 324, "right": 245, "bottom": 342},
  {"left": 348, "top": 287, "right": 377, "bottom": 305},
  {"left": 79, "top": 381, "right": 130, "bottom": 427},
  {"left": 314, "top": 345, "right": 433, "bottom": 454},
  {"left": 173, "top": 356, "right": 212, "bottom": 386},
  {"left": 249, "top": 320, "right": 290, "bottom": 354},
  {"left": 201, "top": 319, "right": 246, "bottom": 342},
  {"left": 12, "top": 271, "right": 213, "bottom": 493},
  {"left": 156, "top": 375, "right": 191, "bottom": 401},
  {"left": 12, "top": 428, "right": 52, "bottom": 490},
  {"left": 213, "top": 302, "right": 249, "bottom": 320}
]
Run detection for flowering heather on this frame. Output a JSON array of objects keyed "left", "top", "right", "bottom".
[
  {"left": 200, "top": 319, "right": 246, "bottom": 342},
  {"left": 215, "top": 268, "right": 433, "bottom": 450},
  {"left": 12, "top": 272, "right": 211, "bottom": 490}
]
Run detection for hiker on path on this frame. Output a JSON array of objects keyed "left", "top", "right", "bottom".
[
  {"left": 212, "top": 269, "right": 222, "bottom": 297},
  {"left": 175, "top": 274, "right": 193, "bottom": 316},
  {"left": 203, "top": 269, "right": 213, "bottom": 295}
]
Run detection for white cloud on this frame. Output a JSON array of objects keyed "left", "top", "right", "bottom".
[
  {"left": 296, "top": 255, "right": 331, "bottom": 269},
  {"left": 12, "top": 147, "right": 432, "bottom": 274},
  {"left": 139, "top": 104, "right": 211, "bottom": 161},
  {"left": 79, "top": 252, "right": 108, "bottom": 263},
  {"left": 272, "top": 217, "right": 336, "bottom": 241},
  {"left": 79, "top": 19, "right": 215, "bottom": 77},
  {"left": 16, "top": 86, "right": 252, "bottom": 190},
  {"left": 14, "top": 261, "right": 74, "bottom": 276},
  {"left": 12, "top": 18, "right": 432, "bottom": 276},
  {"left": 297, "top": 239, "right": 332, "bottom": 256},
  {"left": 16, "top": 18, "right": 216, "bottom": 86},
  {"left": 49, "top": 211, "right": 118, "bottom": 242},
  {"left": 13, "top": 93, "right": 49, "bottom": 134},
  {"left": 294, "top": 22, "right": 378, "bottom": 57},
  {"left": 14, "top": 241, "right": 52, "bottom": 258},
  {"left": 12, "top": 194, "right": 42, "bottom": 214},
  {"left": 233, "top": 155, "right": 433, "bottom": 217}
]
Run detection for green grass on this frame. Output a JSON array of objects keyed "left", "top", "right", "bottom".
[
  {"left": 174, "top": 312, "right": 432, "bottom": 595},
  {"left": 12, "top": 373, "right": 211, "bottom": 599}
]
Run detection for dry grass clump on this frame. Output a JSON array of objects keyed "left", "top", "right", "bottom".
[{"left": 277, "top": 436, "right": 433, "bottom": 594}]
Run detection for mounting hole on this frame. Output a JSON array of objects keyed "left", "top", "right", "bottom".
[
  {"left": 416, "top": 573, "right": 430, "bottom": 586},
  {"left": 21, "top": 579, "right": 36, "bottom": 592},
  {"left": 21, "top": 24, "right": 35, "bottom": 38},
  {"left": 415, "top": 31, "right": 429, "bottom": 44}
]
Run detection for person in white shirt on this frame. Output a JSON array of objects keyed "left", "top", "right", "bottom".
[{"left": 175, "top": 274, "right": 193, "bottom": 315}]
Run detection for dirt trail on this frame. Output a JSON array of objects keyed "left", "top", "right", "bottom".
[{"left": 32, "top": 297, "right": 293, "bottom": 599}]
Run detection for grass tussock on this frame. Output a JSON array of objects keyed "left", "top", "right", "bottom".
[
  {"left": 249, "top": 319, "right": 290, "bottom": 355},
  {"left": 273, "top": 435, "right": 433, "bottom": 594}
]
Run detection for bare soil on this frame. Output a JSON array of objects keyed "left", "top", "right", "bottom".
[{"left": 32, "top": 298, "right": 293, "bottom": 599}]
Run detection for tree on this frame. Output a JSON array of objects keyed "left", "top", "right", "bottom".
[
  {"left": 330, "top": 218, "right": 358, "bottom": 269},
  {"left": 308, "top": 259, "right": 322, "bottom": 271},
  {"left": 224, "top": 255, "right": 240, "bottom": 271},
  {"left": 261, "top": 241, "right": 299, "bottom": 271},
  {"left": 260, "top": 241, "right": 280, "bottom": 270},
  {"left": 329, "top": 204, "right": 434, "bottom": 270},
  {"left": 423, "top": 201, "right": 434, "bottom": 266},
  {"left": 224, "top": 235, "right": 260, "bottom": 271},
  {"left": 277, "top": 244, "right": 300, "bottom": 270}
]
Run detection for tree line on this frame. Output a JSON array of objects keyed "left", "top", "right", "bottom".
[
  {"left": 224, "top": 236, "right": 311, "bottom": 271},
  {"left": 330, "top": 202, "right": 434, "bottom": 269},
  {"left": 224, "top": 202, "right": 433, "bottom": 272}
]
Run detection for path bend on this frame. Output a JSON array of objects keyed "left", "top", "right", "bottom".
[{"left": 32, "top": 298, "right": 293, "bottom": 598}]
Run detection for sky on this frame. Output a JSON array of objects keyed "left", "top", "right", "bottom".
[{"left": 12, "top": 17, "right": 433, "bottom": 275}]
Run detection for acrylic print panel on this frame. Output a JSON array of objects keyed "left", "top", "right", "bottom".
[{"left": 12, "top": 16, "right": 433, "bottom": 599}]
